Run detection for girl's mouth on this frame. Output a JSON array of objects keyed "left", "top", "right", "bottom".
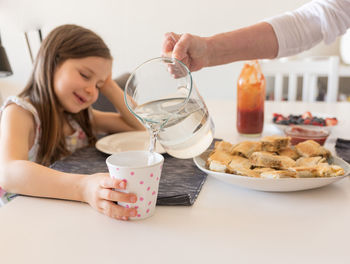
[{"left": 73, "top": 92, "right": 87, "bottom": 104}]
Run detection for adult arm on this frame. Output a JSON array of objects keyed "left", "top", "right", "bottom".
[
  {"left": 163, "top": 0, "right": 350, "bottom": 71},
  {"left": 163, "top": 22, "right": 279, "bottom": 72}
]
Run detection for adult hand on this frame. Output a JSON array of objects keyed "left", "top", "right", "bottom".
[
  {"left": 162, "top": 32, "right": 210, "bottom": 72},
  {"left": 82, "top": 173, "right": 138, "bottom": 221}
]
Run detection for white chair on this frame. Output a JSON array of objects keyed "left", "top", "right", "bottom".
[{"left": 260, "top": 56, "right": 340, "bottom": 102}]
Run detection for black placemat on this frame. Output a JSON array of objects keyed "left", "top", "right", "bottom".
[
  {"left": 50, "top": 147, "right": 207, "bottom": 206},
  {"left": 335, "top": 138, "right": 350, "bottom": 163}
]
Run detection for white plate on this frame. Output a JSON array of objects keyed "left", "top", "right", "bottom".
[
  {"left": 96, "top": 131, "right": 165, "bottom": 155},
  {"left": 193, "top": 150, "right": 350, "bottom": 192}
]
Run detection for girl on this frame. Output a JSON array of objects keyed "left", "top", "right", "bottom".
[{"left": 0, "top": 24, "right": 145, "bottom": 221}]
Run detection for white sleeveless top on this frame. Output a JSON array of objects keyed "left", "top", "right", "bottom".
[{"left": 0, "top": 96, "right": 90, "bottom": 205}]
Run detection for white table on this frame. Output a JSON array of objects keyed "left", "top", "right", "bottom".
[{"left": 0, "top": 101, "right": 349, "bottom": 264}]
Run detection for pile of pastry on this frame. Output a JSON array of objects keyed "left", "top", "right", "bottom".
[{"left": 207, "top": 136, "right": 345, "bottom": 178}]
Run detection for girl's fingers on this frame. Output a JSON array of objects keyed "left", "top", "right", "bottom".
[
  {"left": 99, "top": 200, "right": 137, "bottom": 220},
  {"left": 99, "top": 188, "right": 137, "bottom": 203},
  {"left": 100, "top": 177, "right": 127, "bottom": 190}
]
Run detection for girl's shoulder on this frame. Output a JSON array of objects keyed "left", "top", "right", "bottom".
[{"left": 0, "top": 96, "right": 41, "bottom": 127}]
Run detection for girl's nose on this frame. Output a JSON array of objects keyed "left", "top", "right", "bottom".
[{"left": 85, "top": 84, "right": 95, "bottom": 95}]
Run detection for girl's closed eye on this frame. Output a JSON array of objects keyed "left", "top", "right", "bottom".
[{"left": 80, "top": 72, "right": 90, "bottom": 80}]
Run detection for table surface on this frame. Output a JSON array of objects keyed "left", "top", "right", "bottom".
[{"left": 1, "top": 101, "right": 349, "bottom": 264}]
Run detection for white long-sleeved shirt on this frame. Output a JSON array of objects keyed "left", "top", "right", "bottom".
[{"left": 265, "top": 0, "right": 350, "bottom": 58}]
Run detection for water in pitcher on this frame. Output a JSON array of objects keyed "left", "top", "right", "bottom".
[{"left": 134, "top": 98, "right": 214, "bottom": 159}]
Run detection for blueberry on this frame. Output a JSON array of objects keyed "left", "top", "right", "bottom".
[{"left": 297, "top": 118, "right": 304, "bottom": 124}]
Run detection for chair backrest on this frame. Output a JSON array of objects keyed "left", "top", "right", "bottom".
[{"left": 260, "top": 56, "right": 340, "bottom": 102}]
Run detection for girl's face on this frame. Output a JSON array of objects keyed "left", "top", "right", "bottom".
[{"left": 53, "top": 56, "right": 112, "bottom": 113}]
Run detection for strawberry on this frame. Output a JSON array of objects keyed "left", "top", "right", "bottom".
[
  {"left": 303, "top": 118, "right": 311, "bottom": 125},
  {"left": 276, "top": 116, "right": 285, "bottom": 122},
  {"left": 325, "top": 118, "right": 338, "bottom": 126},
  {"left": 311, "top": 121, "right": 322, "bottom": 126},
  {"left": 302, "top": 111, "right": 312, "bottom": 119}
]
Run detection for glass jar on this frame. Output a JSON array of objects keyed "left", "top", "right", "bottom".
[{"left": 236, "top": 60, "right": 265, "bottom": 136}]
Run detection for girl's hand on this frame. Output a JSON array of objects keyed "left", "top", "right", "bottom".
[
  {"left": 82, "top": 173, "right": 138, "bottom": 221},
  {"left": 99, "top": 74, "right": 115, "bottom": 95}
]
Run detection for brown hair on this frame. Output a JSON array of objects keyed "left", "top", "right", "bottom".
[{"left": 19, "top": 24, "right": 112, "bottom": 166}]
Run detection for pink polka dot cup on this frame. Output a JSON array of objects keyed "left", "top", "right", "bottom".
[{"left": 106, "top": 151, "right": 164, "bottom": 220}]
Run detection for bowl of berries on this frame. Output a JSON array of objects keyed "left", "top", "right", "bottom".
[{"left": 272, "top": 111, "right": 338, "bottom": 131}]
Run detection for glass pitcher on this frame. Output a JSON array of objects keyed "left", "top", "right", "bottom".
[{"left": 124, "top": 57, "right": 215, "bottom": 159}]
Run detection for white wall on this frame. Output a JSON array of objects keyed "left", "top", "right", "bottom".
[{"left": 0, "top": 0, "right": 342, "bottom": 103}]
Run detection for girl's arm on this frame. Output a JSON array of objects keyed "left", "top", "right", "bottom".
[
  {"left": 0, "top": 104, "right": 137, "bottom": 220},
  {"left": 92, "top": 77, "right": 145, "bottom": 134}
]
